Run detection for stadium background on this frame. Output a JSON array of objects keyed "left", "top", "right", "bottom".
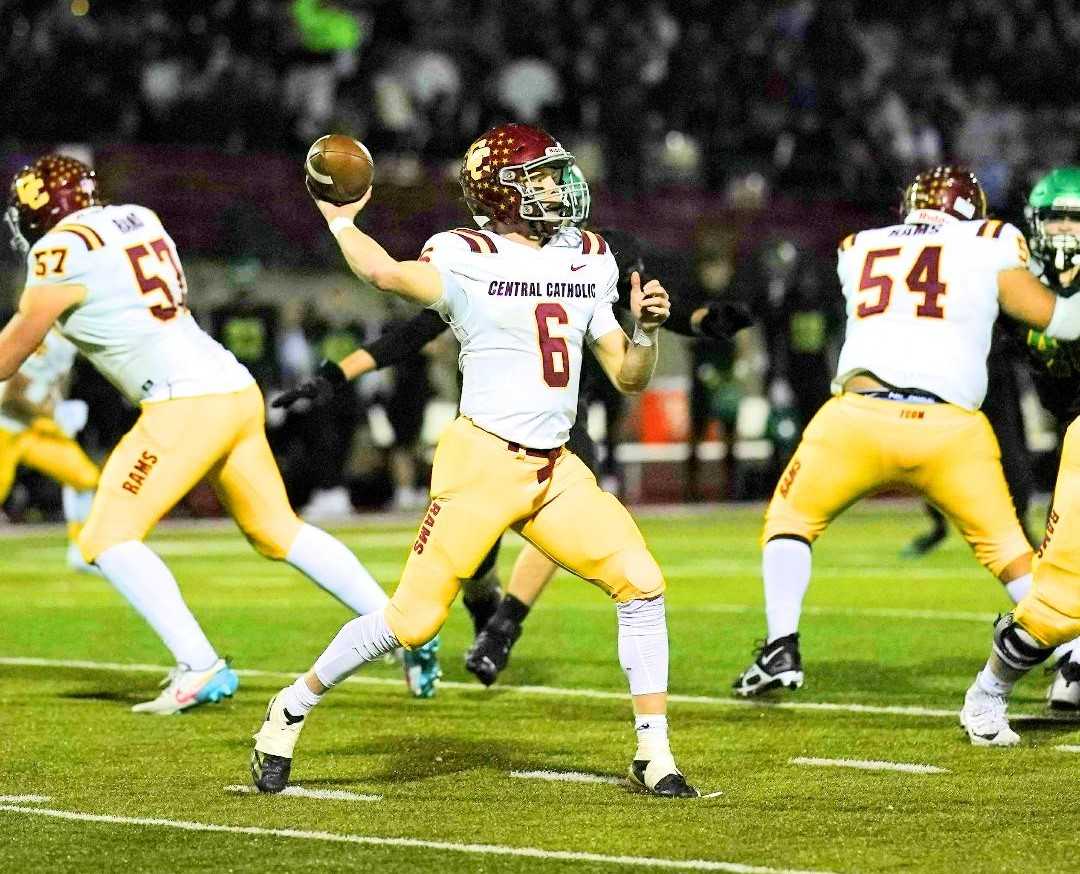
[{"left": 2, "top": 0, "right": 1079, "bottom": 521}]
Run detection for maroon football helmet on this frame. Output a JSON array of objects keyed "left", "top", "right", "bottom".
[
  {"left": 900, "top": 166, "right": 987, "bottom": 222},
  {"left": 6, "top": 154, "right": 101, "bottom": 253},
  {"left": 459, "top": 123, "right": 589, "bottom": 234}
]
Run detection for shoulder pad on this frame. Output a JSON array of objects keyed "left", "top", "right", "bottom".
[
  {"left": 580, "top": 229, "right": 609, "bottom": 256},
  {"left": 447, "top": 227, "right": 498, "bottom": 253},
  {"left": 46, "top": 221, "right": 105, "bottom": 252}
]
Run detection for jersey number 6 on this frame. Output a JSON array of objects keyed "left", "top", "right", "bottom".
[
  {"left": 535, "top": 303, "right": 570, "bottom": 388},
  {"left": 857, "top": 246, "right": 946, "bottom": 320},
  {"left": 125, "top": 238, "right": 188, "bottom": 322}
]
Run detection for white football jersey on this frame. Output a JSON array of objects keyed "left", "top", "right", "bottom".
[
  {"left": 23, "top": 204, "right": 253, "bottom": 405},
  {"left": 0, "top": 329, "right": 77, "bottom": 433},
  {"left": 834, "top": 215, "right": 1029, "bottom": 410},
  {"left": 424, "top": 226, "right": 620, "bottom": 448}
]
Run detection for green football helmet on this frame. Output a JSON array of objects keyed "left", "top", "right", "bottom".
[{"left": 1026, "top": 167, "right": 1080, "bottom": 291}]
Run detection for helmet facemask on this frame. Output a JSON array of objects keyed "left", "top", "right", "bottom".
[
  {"left": 499, "top": 152, "right": 589, "bottom": 235},
  {"left": 1026, "top": 205, "right": 1080, "bottom": 293}
]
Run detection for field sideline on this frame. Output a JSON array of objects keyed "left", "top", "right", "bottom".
[{"left": 2, "top": 502, "right": 1079, "bottom": 873}]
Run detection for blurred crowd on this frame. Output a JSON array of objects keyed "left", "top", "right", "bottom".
[{"left": 3, "top": 0, "right": 1079, "bottom": 210}]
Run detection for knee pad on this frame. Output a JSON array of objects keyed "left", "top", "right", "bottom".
[
  {"left": 245, "top": 515, "right": 303, "bottom": 561},
  {"left": 992, "top": 613, "right": 1055, "bottom": 671},
  {"left": 605, "top": 546, "right": 665, "bottom": 603},
  {"left": 385, "top": 596, "right": 449, "bottom": 650},
  {"left": 387, "top": 545, "right": 459, "bottom": 649}
]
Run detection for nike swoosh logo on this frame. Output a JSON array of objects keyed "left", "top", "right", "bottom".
[
  {"left": 570, "top": 264, "right": 586, "bottom": 271},
  {"left": 283, "top": 708, "right": 304, "bottom": 726},
  {"left": 760, "top": 648, "right": 784, "bottom": 666},
  {"left": 175, "top": 688, "right": 199, "bottom": 704}
]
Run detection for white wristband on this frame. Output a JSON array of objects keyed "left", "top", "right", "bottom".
[
  {"left": 328, "top": 216, "right": 354, "bottom": 238},
  {"left": 1046, "top": 294, "right": 1080, "bottom": 341},
  {"left": 632, "top": 324, "right": 655, "bottom": 347}
]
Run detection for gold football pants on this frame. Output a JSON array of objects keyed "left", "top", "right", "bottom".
[
  {"left": 0, "top": 423, "right": 99, "bottom": 501},
  {"left": 385, "top": 417, "right": 664, "bottom": 648},
  {"left": 763, "top": 393, "right": 1031, "bottom": 578},
  {"left": 78, "top": 384, "right": 301, "bottom": 562},
  {"left": 1016, "top": 417, "right": 1080, "bottom": 645}
]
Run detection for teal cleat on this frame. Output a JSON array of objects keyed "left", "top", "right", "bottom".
[
  {"left": 403, "top": 636, "right": 442, "bottom": 698},
  {"left": 132, "top": 658, "right": 239, "bottom": 714}
]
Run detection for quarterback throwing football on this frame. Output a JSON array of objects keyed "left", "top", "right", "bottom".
[{"left": 251, "top": 124, "right": 698, "bottom": 798}]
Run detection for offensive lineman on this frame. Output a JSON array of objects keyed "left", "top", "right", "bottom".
[
  {"left": 0, "top": 327, "right": 98, "bottom": 572},
  {"left": 0, "top": 154, "right": 437, "bottom": 713},
  {"left": 960, "top": 167, "right": 1080, "bottom": 743},
  {"left": 251, "top": 123, "right": 698, "bottom": 798},
  {"left": 733, "top": 167, "right": 1080, "bottom": 699}
]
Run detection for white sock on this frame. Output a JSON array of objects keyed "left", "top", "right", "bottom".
[
  {"left": 61, "top": 486, "right": 94, "bottom": 524},
  {"left": 617, "top": 596, "right": 668, "bottom": 696},
  {"left": 312, "top": 610, "right": 400, "bottom": 687},
  {"left": 95, "top": 540, "right": 218, "bottom": 670},
  {"left": 634, "top": 713, "right": 670, "bottom": 760},
  {"left": 763, "top": 537, "right": 812, "bottom": 642},
  {"left": 280, "top": 675, "right": 322, "bottom": 717},
  {"left": 976, "top": 663, "right": 1015, "bottom": 697},
  {"left": 286, "top": 523, "right": 389, "bottom": 615},
  {"left": 1004, "top": 573, "right": 1032, "bottom": 604}
]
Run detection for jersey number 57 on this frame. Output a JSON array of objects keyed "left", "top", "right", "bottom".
[{"left": 125, "top": 238, "right": 188, "bottom": 322}]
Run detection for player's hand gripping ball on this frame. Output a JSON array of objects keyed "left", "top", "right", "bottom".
[{"left": 304, "top": 134, "right": 374, "bottom": 204}]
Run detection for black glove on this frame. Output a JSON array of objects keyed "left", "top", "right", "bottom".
[
  {"left": 695, "top": 300, "right": 753, "bottom": 339},
  {"left": 272, "top": 359, "right": 347, "bottom": 409}
]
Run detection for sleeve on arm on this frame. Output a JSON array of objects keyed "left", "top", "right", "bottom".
[
  {"left": 989, "top": 223, "right": 1030, "bottom": 272},
  {"left": 586, "top": 258, "right": 622, "bottom": 344},
  {"left": 24, "top": 235, "right": 94, "bottom": 288},
  {"left": 366, "top": 309, "right": 448, "bottom": 369},
  {"left": 418, "top": 232, "right": 471, "bottom": 323}
]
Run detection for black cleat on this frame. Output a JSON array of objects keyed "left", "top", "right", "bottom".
[
  {"left": 629, "top": 759, "right": 700, "bottom": 798},
  {"left": 733, "top": 633, "right": 803, "bottom": 697},
  {"left": 251, "top": 749, "right": 292, "bottom": 794},
  {"left": 464, "top": 617, "right": 522, "bottom": 686}
]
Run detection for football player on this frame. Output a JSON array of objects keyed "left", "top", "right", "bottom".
[
  {"left": 275, "top": 226, "right": 751, "bottom": 687},
  {"left": 0, "top": 328, "right": 99, "bottom": 572},
  {"left": 732, "top": 166, "right": 1080, "bottom": 701},
  {"left": 960, "top": 167, "right": 1080, "bottom": 741},
  {"left": 252, "top": 123, "right": 698, "bottom": 798},
  {"left": 0, "top": 154, "right": 437, "bottom": 713}
]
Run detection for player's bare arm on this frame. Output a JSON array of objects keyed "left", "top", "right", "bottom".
[
  {"left": 592, "top": 271, "right": 668, "bottom": 394},
  {"left": 997, "top": 267, "right": 1080, "bottom": 339},
  {"left": 0, "top": 283, "right": 86, "bottom": 380},
  {"left": 313, "top": 193, "right": 444, "bottom": 306}
]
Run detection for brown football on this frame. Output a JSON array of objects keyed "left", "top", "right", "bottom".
[{"left": 304, "top": 134, "right": 374, "bottom": 204}]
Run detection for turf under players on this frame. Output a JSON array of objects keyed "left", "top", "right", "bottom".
[
  {"left": 0, "top": 154, "right": 436, "bottom": 712},
  {"left": 252, "top": 123, "right": 698, "bottom": 798},
  {"left": 732, "top": 166, "right": 1080, "bottom": 699}
]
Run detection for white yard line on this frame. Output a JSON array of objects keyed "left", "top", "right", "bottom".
[
  {"left": 0, "top": 802, "right": 835, "bottom": 874},
  {"left": 224, "top": 785, "right": 381, "bottom": 802},
  {"left": 510, "top": 770, "right": 625, "bottom": 785},
  {"left": 0, "top": 795, "right": 51, "bottom": 804},
  {"left": 790, "top": 757, "right": 948, "bottom": 774},
  {"left": 1054, "top": 745, "right": 1080, "bottom": 753},
  {"left": 0, "top": 654, "right": 974, "bottom": 719}
]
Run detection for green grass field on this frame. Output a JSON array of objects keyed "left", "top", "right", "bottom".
[{"left": 2, "top": 503, "right": 1079, "bottom": 873}]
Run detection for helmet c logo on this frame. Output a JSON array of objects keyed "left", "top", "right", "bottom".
[
  {"left": 466, "top": 140, "right": 491, "bottom": 181},
  {"left": 15, "top": 175, "right": 49, "bottom": 210}
]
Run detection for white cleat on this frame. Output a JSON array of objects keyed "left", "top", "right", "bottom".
[
  {"left": 960, "top": 680, "right": 1020, "bottom": 747},
  {"left": 251, "top": 689, "right": 308, "bottom": 793},
  {"left": 131, "top": 659, "right": 239, "bottom": 715},
  {"left": 1047, "top": 656, "right": 1080, "bottom": 711}
]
